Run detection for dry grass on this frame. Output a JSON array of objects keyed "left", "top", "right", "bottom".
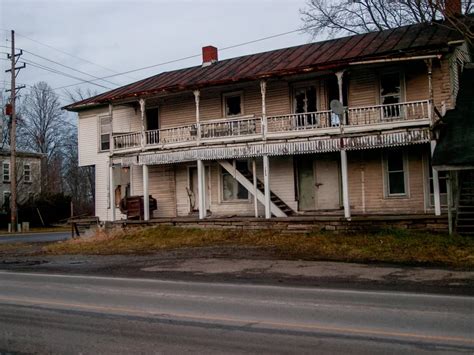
[{"left": 43, "top": 226, "right": 474, "bottom": 269}]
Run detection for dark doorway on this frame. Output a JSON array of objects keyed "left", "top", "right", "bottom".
[{"left": 146, "top": 108, "right": 159, "bottom": 130}]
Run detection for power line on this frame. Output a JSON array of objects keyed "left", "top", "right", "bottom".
[
  {"left": 22, "top": 49, "right": 120, "bottom": 87},
  {"left": 52, "top": 25, "right": 311, "bottom": 91},
  {"left": 12, "top": 32, "right": 139, "bottom": 80},
  {"left": 22, "top": 58, "right": 113, "bottom": 90}
]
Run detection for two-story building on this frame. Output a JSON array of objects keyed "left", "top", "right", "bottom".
[{"left": 66, "top": 19, "right": 472, "bottom": 227}]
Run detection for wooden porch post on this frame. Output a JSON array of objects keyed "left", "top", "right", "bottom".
[
  {"left": 263, "top": 155, "right": 271, "bottom": 219},
  {"left": 431, "top": 141, "right": 442, "bottom": 216},
  {"left": 253, "top": 158, "right": 258, "bottom": 218},
  {"left": 340, "top": 150, "right": 351, "bottom": 219},
  {"left": 336, "top": 70, "right": 351, "bottom": 219},
  {"left": 197, "top": 159, "right": 206, "bottom": 219},
  {"left": 139, "top": 98, "right": 146, "bottom": 149},
  {"left": 447, "top": 171, "right": 453, "bottom": 235},
  {"left": 260, "top": 80, "right": 267, "bottom": 139},
  {"left": 142, "top": 164, "right": 150, "bottom": 221},
  {"left": 194, "top": 90, "right": 201, "bottom": 144},
  {"left": 109, "top": 162, "right": 115, "bottom": 222}
]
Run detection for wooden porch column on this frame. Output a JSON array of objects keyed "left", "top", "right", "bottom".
[
  {"left": 335, "top": 70, "right": 345, "bottom": 124},
  {"left": 260, "top": 80, "right": 267, "bottom": 139},
  {"left": 197, "top": 159, "right": 206, "bottom": 219},
  {"left": 142, "top": 164, "right": 150, "bottom": 221},
  {"left": 109, "top": 162, "right": 115, "bottom": 222},
  {"left": 194, "top": 90, "right": 201, "bottom": 144},
  {"left": 447, "top": 171, "right": 453, "bottom": 235},
  {"left": 139, "top": 98, "right": 146, "bottom": 149},
  {"left": 340, "top": 150, "right": 351, "bottom": 219},
  {"left": 263, "top": 155, "right": 271, "bottom": 219},
  {"left": 252, "top": 158, "right": 258, "bottom": 218},
  {"left": 431, "top": 141, "right": 442, "bottom": 216}
]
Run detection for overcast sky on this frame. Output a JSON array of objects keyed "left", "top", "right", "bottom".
[{"left": 1, "top": 0, "right": 314, "bottom": 104}]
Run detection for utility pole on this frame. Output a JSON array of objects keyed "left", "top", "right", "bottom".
[{"left": 5, "top": 30, "right": 25, "bottom": 232}]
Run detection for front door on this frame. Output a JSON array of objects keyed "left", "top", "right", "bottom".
[
  {"left": 314, "top": 159, "right": 340, "bottom": 210},
  {"left": 146, "top": 108, "right": 159, "bottom": 144},
  {"left": 297, "top": 158, "right": 315, "bottom": 211},
  {"left": 189, "top": 166, "right": 210, "bottom": 212},
  {"left": 297, "top": 156, "right": 340, "bottom": 211}
]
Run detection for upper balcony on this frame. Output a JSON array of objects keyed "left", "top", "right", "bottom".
[{"left": 111, "top": 99, "right": 432, "bottom": 153}]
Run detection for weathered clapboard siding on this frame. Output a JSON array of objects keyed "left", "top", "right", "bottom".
[
  {"left": 347, "top": 145, "right": 428, "bottom": 214},
  {"left": 159, "top": 94, "right": 195, "bottom": 128},
  {"left": 112, "top": 105, "right": 141, "bottom": 133},
  {"left": 148, "top": 165, "right": 177, "bottom": 218},
  {"left": 348, "top": 68, "right": 378, "bottom": 107}
]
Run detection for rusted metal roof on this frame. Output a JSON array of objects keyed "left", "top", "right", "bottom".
[{"left": 65, "top": 20, "right": 465, "bottom": 111}]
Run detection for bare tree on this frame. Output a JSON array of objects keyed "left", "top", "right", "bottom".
[
  {"left": 17, "top": 81, "right": 72, "bottom": 193},
  {"left": 301, "top": 0, "right": 474, "bottom": 44}
]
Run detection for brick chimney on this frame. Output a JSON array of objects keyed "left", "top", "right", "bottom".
[
  {"left": 202, "top": 46, "right": 218, "bottom": 67},
  {"left": 445, "top": 0, "right": 461, "bottom": 16}
]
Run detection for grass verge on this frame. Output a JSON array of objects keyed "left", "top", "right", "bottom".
[{"left": 43, "top": 226, "right": 474, "bottom": 269}]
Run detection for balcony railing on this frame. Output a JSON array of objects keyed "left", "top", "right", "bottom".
[{"left": 111, "top": 100, "right": 431, "bottom": 152}]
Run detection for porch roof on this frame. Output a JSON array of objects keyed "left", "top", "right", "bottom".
[{"left": 65, "top": 18, "right": 468, "bottom": 112}]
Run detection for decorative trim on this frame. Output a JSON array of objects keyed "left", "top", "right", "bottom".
[
  {"left": 114, "top": 128, "right": 431, "bottom": 166},
  {"left": 343, "top": 128, "right": 430, "bottom": 150},
  {"left": 140, "top": 138, "right": 341, "bottom": 165}
]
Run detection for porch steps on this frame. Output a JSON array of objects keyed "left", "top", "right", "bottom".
[
  {"left": 217, "top": 160, "right": 293, "bottom": 217},
  {"left": 239, "top": 170, "right": 295, "bottom": 216},
  {"left": 455, "top": 170, "right": 474, "bottom": 235}
]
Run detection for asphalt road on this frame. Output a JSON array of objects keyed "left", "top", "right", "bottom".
[
  {"left": 0, "top": 271, "right": 472, "bottom": 354},
  {"left": 0, "top": 231, "right": 70, "bottom": 244}
]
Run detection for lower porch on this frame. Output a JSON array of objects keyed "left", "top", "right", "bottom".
[{"left": 108, "top": 143, "right": 448, "bottom": 224}]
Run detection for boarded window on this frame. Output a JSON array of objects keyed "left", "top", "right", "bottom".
[
  {"left": 385, "top": 151, "right": 407, "bottom": 196},
  {"left": 100, "top": 116, "right": 112, "bottom": 151},
  {"left": 221, "top": 160, "right": 249, "bottom": 201}
]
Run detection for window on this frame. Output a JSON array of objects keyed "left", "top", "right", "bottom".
[
  {"left": 3, "top": 191, "right": 10, "bottom": 210},
  {"left": 293, "top": 85, "right": 318, "bottom": 127},
  {"left": 3, "top": 162, "right": 10, "bottom": 182},
  {"left": 380, "top": 72, "right": 402, "bottom": 118},
  {"left": 99, "top": 115, "right": 112, "bottom": 151},
  {"left": 24, "top": 164, "right": 31, "bottom": 183},
  {"left": 221, "top": 161, "right": 249, "bottom": 201},
  {"left": 223, "top": 92, "right": 243, "bottom": 117},
  {"left": 384, "top": 151, "right": 407, "bottom": 196}
]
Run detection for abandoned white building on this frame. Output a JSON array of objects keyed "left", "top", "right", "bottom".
[{"left": 65, "top": 19, "right": 472, "bottom": 232}]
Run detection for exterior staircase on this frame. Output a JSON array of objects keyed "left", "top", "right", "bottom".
[
  {"left": 218, "top": 160, "right": 295, "bottom": 217},
  {"left": 456, "top": 170, "right": 474, "bottom": 235}
]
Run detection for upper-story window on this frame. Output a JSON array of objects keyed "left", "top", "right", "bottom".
[
  {"left": 99, "top": 115, "right": 112, "bottom": 151},
  {"left": 293, "top": 85, "right": 317, "bottom": 127},
  {"left": 380, "top": 72, "right": 402, "bottom": 118},
  {"left": 3, "top": 162, "right": 10, "bottom": 182},
  {"left": 23, "top": 163, "right": 31, "bottom": 183},
  {"left": 223, "top": 92, "right": 243, "bottom": 117}
]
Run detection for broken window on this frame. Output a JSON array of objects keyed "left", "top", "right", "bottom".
[
  {"left": 380, "top": 72, "right": 402, "bottom": 118},
  {"left": 221, "top": 160, "right": 249, "bottom": 201},
  {"left": 293, "top": 86, "right": 317, "bottom": 127},
  {"left": 224, "top": 93, "right": 242, "bottom": 117}
]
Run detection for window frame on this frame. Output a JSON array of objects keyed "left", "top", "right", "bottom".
[
  {"left": 98, "top": 115, "right": 112, "bottom": 152},
  {"left": 382, "top": 150, "right": 409, "bottom": 198},
  {"left": 3, "top": 162, "right": 10, "bottom": 183},
  {"left": 291, "top": 82, "right": 318, "bottom": 114},
  {"left": 378, "top": 70, "right": 406, "bottom": 120},
  {"left": 23, "top": 163, "right": 31, "bottom": 183},
  {"left": 3, "top": 191, "right": 11, "bottom": 209},
  {"left": 219, "top": 160, "right": 250, "bottom": 203},
  {"left": 222, "top": 91, "right": 244, "bottom": 118}
]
